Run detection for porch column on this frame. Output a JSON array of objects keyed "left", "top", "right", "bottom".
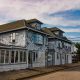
[
  {"left": 4, "top": 50, "right": 6, "bottom": 64},
  {"left": 18, "top": 50, "right": 20, "bottom": 63},
  {"left": 9, "top": 50, "right": 11, "bottom": 64}
]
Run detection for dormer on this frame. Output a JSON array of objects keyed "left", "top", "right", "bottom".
[
  {"left": 49, "top": 27, "right": 64, "bottom": 37},
  {"left": 26, "top": 19, "right": 43, "bottom": 30},
  {"left": 30, "top": 22, "right": 41, "bottom": 30}
]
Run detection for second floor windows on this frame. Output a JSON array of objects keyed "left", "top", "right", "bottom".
[
  {"left": 37, "top": 34, "right": 43, "bottom": 44},
  {"left": 10, "top": 33, "right": 16, "bottom": 43},
  {"left": 32, "top": 33, "right": 43, "bottom": 44},
  {"left": 10, "top": 33, "right": 18, "bottom": 43}
]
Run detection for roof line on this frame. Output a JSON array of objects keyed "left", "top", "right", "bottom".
[
  {"left": 48, "top": 37, "right": 72, "bottom": 43},
  {"left": 0, "top": 25, "right": 49, "bottom": 35}
]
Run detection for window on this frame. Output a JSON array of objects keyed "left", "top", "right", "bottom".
[
  {"left": 20, "top": 51, "right": 23, "bottom": 62},
  {"left": 32, "top": 33, "right": 43, "bottom": 44},
  {"left": 36, "top": 34, "right": 43, "bottom": 44},
  {"left": 15, "top": 51, "right": 18, "bottom": 63},
  {"left": 0, "top": 50, "right": 5, "bottom": 63},
  {"left": 11, "top": 51, "right": 15, "bottom": 63},
  {"left": 23, "top": 51, "right": 26, "bottom": 62},
  {"left": 10, "top": 33, "right": 16, "bottom": 43},
  {"left": 57, "top": 53, "right": 59, "bottom": 59},
  {"left": 62, "top": 42, "right": 64, "bottom": 47},
  {"left": 32, "top": 33, "right": 36, "bottom": 43},
  {"left": 58, "top": 43, "right": 60, "bottom": 48},
  {"left": 0, "top": 35, "right": 3, "bottom": 42},
  {"left": 68, "top": 46, "right": 71, "bottom": 52},
  {"left": 5, "top": 50, "right": 9, "bottom": 63},
  {"left": 33, "top": 52, "right": 38, "bottom": 62},
  {"left": 45, "top": 37, "right": 48, "bottom": 45},
  {"left": 20, "top": 51, "right": 26, "bottom": 62}
]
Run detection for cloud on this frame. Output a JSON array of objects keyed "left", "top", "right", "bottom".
[
  {"left": 0, "top": 0, "right": 80, "bottom": 41},
  {"left": 0, "top": 0, "right": 80, "bottom": 24},
  {"left": 64, "top": 32, "right": 80, "bottom": 42},
  {"left": 41, "top": 15, "right": 80, "bottom": 26},
  {"left": 49, "top": 9, "right": 80, "bottom": 20},
  {"left": 61, "top": 28, "right": 80, "bottom": 32}
]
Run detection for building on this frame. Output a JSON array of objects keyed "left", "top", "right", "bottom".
[
  {"left": 0, "top": 19, "right": 75, "bottom": 72},
  {"left": 0, "top": 19, "right": 48, "bottom": 72},
  {"left": 42, "top": 27, "right": 73, "bottom": 66}
]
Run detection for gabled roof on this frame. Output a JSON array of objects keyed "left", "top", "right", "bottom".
[
  {"left": 0, "top": 20, "right": 25, "bottom": 33},
  {"left": 0, "top": 19, "right": 43, "bottom": 33},
  {"left": 48, "top": 27, "right": 64, "bottom": 33},
  {"left": 25, "top": 19, "right": 43, "bottom": 24},
  {"left": 42, "top": 27, "right": 72, "bottom": 43},
  {"left": 42, "top": 27, "right": 56, "bottom": 37}
]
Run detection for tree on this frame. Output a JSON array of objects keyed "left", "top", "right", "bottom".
[{"left": 75, "top": 42, "right": 80, "bottom": 61}]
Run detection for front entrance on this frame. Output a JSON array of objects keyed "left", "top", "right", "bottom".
[
  {"left": 46, "top": 49, "right": 55, "bottom": 66},
  {"left": 28, "top": 51, "right": 37, "bottom": 68}
]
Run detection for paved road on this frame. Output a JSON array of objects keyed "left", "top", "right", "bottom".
[{"left": 28, "top": 66, "right": 80, "bottom": 80}]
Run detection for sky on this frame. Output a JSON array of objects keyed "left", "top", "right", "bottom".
[{"left": 0, "top": 0, "right": 80, "bottom": 42}]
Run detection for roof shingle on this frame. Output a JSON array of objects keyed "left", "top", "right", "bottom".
[{"left": 0, "top": 19, "right": 43, "bottom": 33}]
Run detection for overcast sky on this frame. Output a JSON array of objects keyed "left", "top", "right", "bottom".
[{"left": 0, "top": 0, "right": 80, "bottom": 42}]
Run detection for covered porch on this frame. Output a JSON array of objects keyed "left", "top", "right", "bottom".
[{"left": 0, "top": 44, "right": 28, "bottom": 72}]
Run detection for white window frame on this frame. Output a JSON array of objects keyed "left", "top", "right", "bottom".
[
  {"left": 10, "top": 33, "right": 18, "bottom": 43},
  {"left": 33, "top": 51, "right": 38, "bottom": 62},
  {"left": 0, "top": 49, "right": 5, "bottom": 64},
  {"left": 20, "top": 50, "right": 26, "bottom": 63},
  {"left": 5, "top": 50, "right": 9, "bottom": 64}
]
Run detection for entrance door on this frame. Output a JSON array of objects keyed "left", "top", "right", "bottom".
[{"left": 46, "top": 50, "right": 55, "bottom": 66}]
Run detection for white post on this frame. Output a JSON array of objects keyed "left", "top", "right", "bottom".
[
  {"left": 18, "top": 50, "right": 20, "bottom": 63},
  {"left": 9, "top": 50, "right": 11, "bottom": 64}
]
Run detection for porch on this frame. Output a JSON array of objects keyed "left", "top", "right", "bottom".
[
  {"left": 0, "top": 44, "right": 46, "bottom": 72},
  {"left": 0, "top": 46, "right": 28, "bottom": 71}
]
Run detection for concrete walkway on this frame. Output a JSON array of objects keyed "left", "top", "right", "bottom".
[{"left": 0, "top": 62, "right": 80, "bottom": 80}]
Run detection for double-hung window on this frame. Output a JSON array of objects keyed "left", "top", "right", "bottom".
[
  {"left": 20, "top": 51, "right": 26, "bottom": 63},
  {"left": 5, "top": 50, "right": 9, "bottom": 63},
  {"left": 36, "top": 34, "right": 43, "bottom": 44},
  {"left": 0, "top": 50, "right": 5, "bottom": 63},
  {"left": 33, "top": 51, "right": 38, "bottom": 62},
  {"left": 32, "top": 33, "right": 43, "bottom": 44},
  {"left": 32, "top": 33, "right": 36, "bottom": 43},
  {"left": 10, "top": 33, "right": 16, "bottom": 43}
]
